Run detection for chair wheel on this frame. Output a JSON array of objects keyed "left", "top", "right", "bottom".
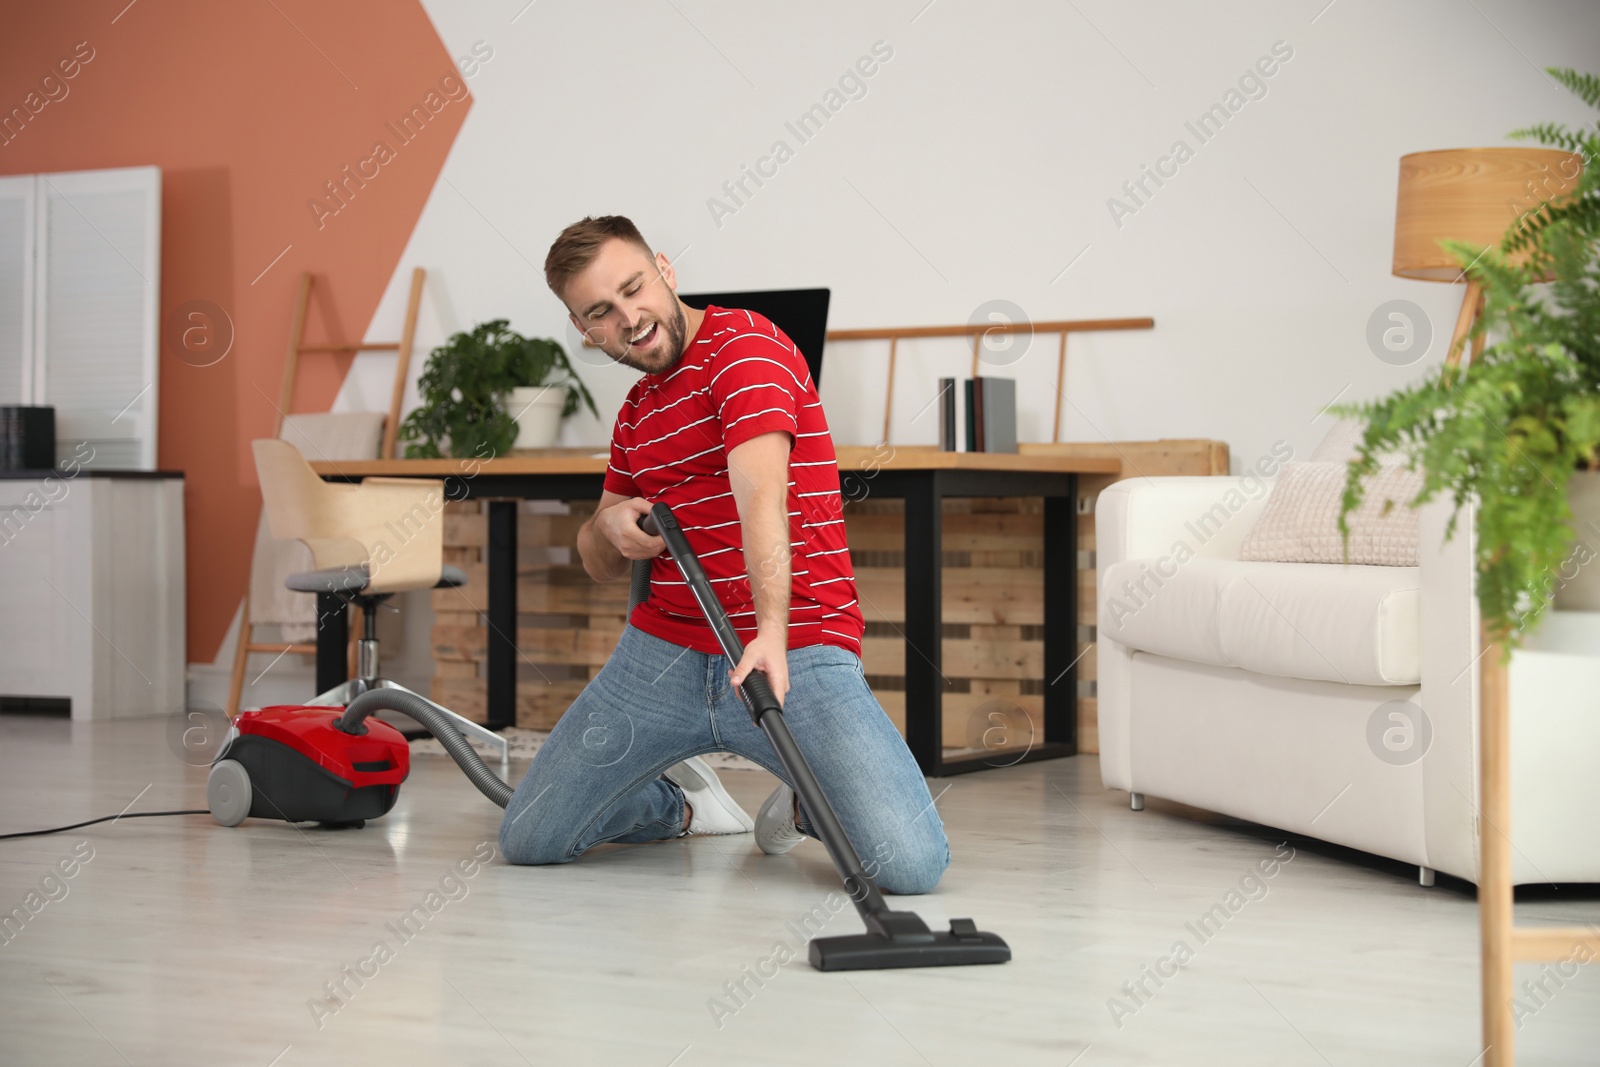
[{"left": 208, "top": 759, "right": 252, "bottom": 826}]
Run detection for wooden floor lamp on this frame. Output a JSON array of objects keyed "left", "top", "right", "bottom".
[{"left": 1392, "top": 147, "right": 1591, "bottom": 1067}]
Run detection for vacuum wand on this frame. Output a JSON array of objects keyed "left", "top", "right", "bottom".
[
  {"left": 641, "top": 506, "right": 888, "bottom": 919},
  {"left": 637, "top": 503, "right": 1010, "bottom": 970}
]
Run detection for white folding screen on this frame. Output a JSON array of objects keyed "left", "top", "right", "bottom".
[
  {"left": 0, "top": 166, "right": 161, "bottom": 469},
  {"left": 0, "top": 175, "right": 35, "bottom": 407}
]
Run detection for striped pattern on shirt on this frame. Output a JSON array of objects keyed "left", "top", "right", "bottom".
[{"left": 602, "top": 306, "right": 864, "bottom": 657}]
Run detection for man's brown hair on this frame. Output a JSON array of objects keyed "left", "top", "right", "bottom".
[{"left": 544, "top": 215, "right": 653, "bottom": 302}]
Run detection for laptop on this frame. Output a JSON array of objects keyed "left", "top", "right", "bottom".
[{"left": 679, "top": 288, "right": 831, "bottom": 387}]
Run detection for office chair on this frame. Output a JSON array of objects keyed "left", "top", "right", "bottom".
[{"left": 251, "top": 438, "right": 509, "bottom": 767}]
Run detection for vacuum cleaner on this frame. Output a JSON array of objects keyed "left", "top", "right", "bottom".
[
  {"left": 206, "top": 502, "right": 1009, "bottom": 970},
  {"left": 207, "top": 693, "right": 513, "bottom": 829},
  {"left": 640, "top": 503, "right": 1011, "bottom": 971}
]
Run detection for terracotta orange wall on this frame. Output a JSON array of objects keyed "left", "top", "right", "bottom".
[{"left": 0, "top": 0, "right": 468, "bottom": 662}]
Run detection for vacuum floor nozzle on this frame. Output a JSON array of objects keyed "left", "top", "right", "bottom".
[{"left": 809, "top": 917, "right": 1011, "bottom": 971}]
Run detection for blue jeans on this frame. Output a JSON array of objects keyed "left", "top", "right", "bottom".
[{"left": 498, "top": 625, "right": 950, "bottom": 895}]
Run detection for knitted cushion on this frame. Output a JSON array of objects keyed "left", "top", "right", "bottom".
[{"left": 1239, "top": 461, "right": 1422, "bottom": 567}]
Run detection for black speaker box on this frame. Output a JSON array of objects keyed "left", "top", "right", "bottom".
[{"left": 0, "top": 406, "right": 56, "bottom": 471}]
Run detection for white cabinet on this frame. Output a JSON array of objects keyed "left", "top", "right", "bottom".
[{"left": 0, "top": 470, "right": 183, "bottom": 719}]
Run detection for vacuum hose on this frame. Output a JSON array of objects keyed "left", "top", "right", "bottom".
[{"left": 334, "top": 689, "right": 513, "bottom": 809}]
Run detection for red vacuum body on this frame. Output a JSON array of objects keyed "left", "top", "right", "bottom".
[{"left": 210, "top": 706, "right": 410, "bottom": 827}]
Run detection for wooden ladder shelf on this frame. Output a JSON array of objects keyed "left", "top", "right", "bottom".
[{"left": 226, "top": 268, "right": 426, "bottom": 716}]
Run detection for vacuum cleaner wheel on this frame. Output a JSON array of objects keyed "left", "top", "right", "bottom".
[{"left": 207, "top": 759, "right": 253, "bottom": 827}]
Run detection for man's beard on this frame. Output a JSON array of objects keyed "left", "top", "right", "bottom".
[{"left": 611, "top": 302, "right": 689, "bottom": 375}]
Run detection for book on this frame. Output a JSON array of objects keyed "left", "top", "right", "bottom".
[
  {"left": 980, "top": 377, "right": 1017, "bottom": 453},
  {"left": 938, "top": 378, "right": 956, "bottom": 451},
  {"left": 966, "top": 375, "right": 979, "bottom": 451},
  {"left": 964, "top": 379, "right": 976, "bottom": 452}
]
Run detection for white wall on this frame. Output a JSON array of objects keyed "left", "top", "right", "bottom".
[
  {"left": 271, "top": 0, "right": 1599, "bottom": 707},
  {"left": 340, "top": 0, "right": 1600, "bottom": 468}
]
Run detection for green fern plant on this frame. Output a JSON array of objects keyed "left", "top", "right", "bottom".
[
  {"left": 1336, "top": 67, "right": 1600, "bottom": 646},
  {"left": 398, "top": 319, "right": 598, "bottom": 459},
  {"left": 1500, "top": 67, "right": 1600, "bottom": 260}
]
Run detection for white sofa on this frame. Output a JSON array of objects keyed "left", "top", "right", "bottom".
[{"left": 1096, "top": 475, "right": 1600, "bottom": 886}]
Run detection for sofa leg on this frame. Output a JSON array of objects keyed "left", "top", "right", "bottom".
[
  {"left": 1130, "top": 792, "right": 1145, "bottom": 812},
  {"left": 1419, "top": 866, "right": 1436, "bottom": 888}
]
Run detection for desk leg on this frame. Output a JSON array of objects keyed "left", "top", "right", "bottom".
[
  {"left": 486, "top": 501, "right": 518, "bottom": 731},
  {"left": 314, "top": 593, "right": 348, "bottom": 695},
  {"left": 903, "top": 473, "right": 942, "bottom": 775},
  {"left": 1042, "top": 486, "right": 1078, "bottom": 752}
]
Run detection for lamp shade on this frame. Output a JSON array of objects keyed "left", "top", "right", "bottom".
[{"left": 1392, "top": 147, "right": 1583, "bottom": 281}]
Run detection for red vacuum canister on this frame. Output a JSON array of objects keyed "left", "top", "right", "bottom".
[{"left": 207, "top": 705, "right": 410, "bottom": 828}]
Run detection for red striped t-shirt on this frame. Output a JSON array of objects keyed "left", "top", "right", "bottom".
[{"left": 602, "top": 305, "right": 864, "bottom": 657}]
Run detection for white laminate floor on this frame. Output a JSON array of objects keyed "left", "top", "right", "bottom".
[{"left": 0, "top": 712, "right": 1595, "bottom": 1066}]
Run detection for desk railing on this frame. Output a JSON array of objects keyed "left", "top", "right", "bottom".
[{"left": 823, "top": 317, "right": 1154, "bottom": 445}]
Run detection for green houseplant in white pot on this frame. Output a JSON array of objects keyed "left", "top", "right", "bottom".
[{"left": 398, "top": 319, "right": 598, "bottom": 459}]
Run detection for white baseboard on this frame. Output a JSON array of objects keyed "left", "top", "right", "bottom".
[{"left": 187, "top": 661, "right": 435, "bottom": 711}]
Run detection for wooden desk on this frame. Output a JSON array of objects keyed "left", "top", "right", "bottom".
[{"left": 314, "top": 447, "right": 1120, "bottom": 776}]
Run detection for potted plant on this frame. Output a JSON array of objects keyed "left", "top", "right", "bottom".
[
  {"left": 1337, "top": 68, "right": 1600, "bottom": 646},
  {"left": 398, "top": 319, "right": 599, "bottom": 459}
]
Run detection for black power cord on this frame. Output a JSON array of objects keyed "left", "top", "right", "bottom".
[{"left": 0, "top": 810, "right": 208, "bottom": 841}]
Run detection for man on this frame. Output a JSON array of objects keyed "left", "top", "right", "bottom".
[{"left": 498, "top": 215, "right": 947, "bottom": 895}]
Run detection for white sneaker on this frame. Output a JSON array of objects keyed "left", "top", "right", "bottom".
[
  {"left": 755, "top": 783, "right": 805, "bottom": 855},
  {"left": 664, "top": 756, "right": 753, "bottom": 836}
]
